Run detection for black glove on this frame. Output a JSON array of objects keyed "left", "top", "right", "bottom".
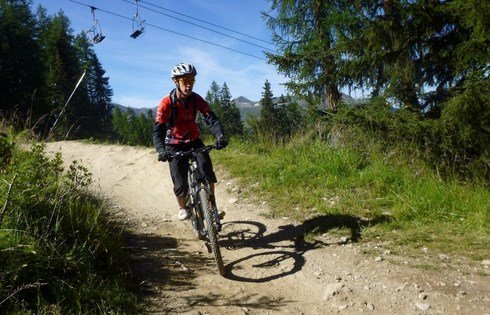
[
  {"left": 215, "top": 136, "right": 228, "bottom": 150},
  {"left": 158, "top": 150, "right": 169, "bottom": 162}
]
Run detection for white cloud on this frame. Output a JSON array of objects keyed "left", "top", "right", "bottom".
[
  {"left": 33, "top": 0, "right": 287, "bottom": 108},
  {"left": 173, "top": 46, "right": 288, "bottom": 101},
  {"left": 102, "top": 40, "right": 288, "bottom": 107}
]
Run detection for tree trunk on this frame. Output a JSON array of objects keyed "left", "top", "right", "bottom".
[{"left": 327, "top": 84, "right": 341, "bottom": 111}]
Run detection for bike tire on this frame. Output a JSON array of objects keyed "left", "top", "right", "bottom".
[{"left": 199, "top": 188, "right": 226, "bottom": 276}]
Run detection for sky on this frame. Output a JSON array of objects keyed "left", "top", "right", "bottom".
[{"left": 31, "top": 0, "right": 288, "bottom": 108}]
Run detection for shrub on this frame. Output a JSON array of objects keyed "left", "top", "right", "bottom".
[
  {"left": 0, "top": 130, "right": 137, "bottom": 314},
  {"left": 324, "top": 95, "right": 489, "bottom": 182}
]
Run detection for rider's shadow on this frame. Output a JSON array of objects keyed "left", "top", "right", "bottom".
[
  {"left": 294, "top": 214, "right": 392, "bottom": 246},
  {"left": 221, "top": 214, "right": 391, "bottom": 282}
]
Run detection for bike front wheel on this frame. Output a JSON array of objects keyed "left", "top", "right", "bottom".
[{"left": 199, "top": 188, "right": 225, "bottom": 276}]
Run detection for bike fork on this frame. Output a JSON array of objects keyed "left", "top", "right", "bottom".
[
  {"left": 200, "top": 184, "right": 222, "bottom": 232},
  {"left": 188, "top": 192, "right": 204, "bottom": 240}
]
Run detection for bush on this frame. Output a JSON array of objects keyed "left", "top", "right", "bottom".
[
  {"left": 438, "top": 76, "right": 490, "bottom": 180},
  {"left": 325, "top": 95, "right": 489, "bottom": 182},
  {"left": 0, "top": 130, "right": 137, "bottom": 314}
]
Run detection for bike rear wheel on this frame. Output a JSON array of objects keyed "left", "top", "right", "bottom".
[{"left": 199, "top": 188, "right": 225, "bottom": 275}]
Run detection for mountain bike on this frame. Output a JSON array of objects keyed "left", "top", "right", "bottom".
[{"left": 170, "top": 145, "right": 225, "bottom": 276}]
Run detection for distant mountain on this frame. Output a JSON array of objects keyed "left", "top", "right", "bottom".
[
  {"left": 234, "top": 96, "right": 252, "bottom": 103},
  {"left": 111, "top": 93, "right": 366, "bottom": 123},
  {"left": 233, "top": 96, "right": 256, "bottom": 108},
  {"left": 111, "top": 103, "right": 156, "bottom": 116},
  {"left": 231, "top": 94, "right": 367, "bottom": 122}
]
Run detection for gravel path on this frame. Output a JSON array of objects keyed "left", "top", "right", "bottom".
[{"left": 46, "top": 141, "right": 490, "bottom": 314}]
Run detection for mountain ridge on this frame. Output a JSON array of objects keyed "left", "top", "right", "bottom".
[{"left": 112, "top": 93, "right": 365, "bottom": 120}]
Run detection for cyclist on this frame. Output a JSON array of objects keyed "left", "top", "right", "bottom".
[{"left": 152, "top": 62, "right": 228, "bottom": 221}]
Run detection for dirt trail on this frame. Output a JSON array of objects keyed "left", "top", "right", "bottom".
[{"left": 46, "top": 141, "right": 489, "bottom": 314}]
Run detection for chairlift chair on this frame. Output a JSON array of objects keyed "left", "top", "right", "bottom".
[
  {"left": 87, "top": 6, "right": 105, "bottom": 44},
  {"left": 130, "top": 21, "right": 145, "bottom": 39},
  {"left": 130, "top": 0, "right": 145, "bottom": 39}
]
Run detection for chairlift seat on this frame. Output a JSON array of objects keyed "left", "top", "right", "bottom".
[
  {"left": 93, "top": 34, "right": 105, "bottom": 43},
  {"left": 130, "top": 29, "right": 144, "bottom": 39}
]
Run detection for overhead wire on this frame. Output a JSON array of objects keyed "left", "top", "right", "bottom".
[
  {"left": 138, "top": 0, "right": 273, "bottom": 45},
  {"left": 122, "top": 0, "right": 276, "bottom": 53},
  {"left": 68, "top": 0, "right": 271, "bottom": 61}
]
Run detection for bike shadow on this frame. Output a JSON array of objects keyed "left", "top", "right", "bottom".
[
  {"left": 221, "top": 214, "right": 392, "bottom": 282},
  {"left": 123, "top": 226, "right": 293, "bottom": 313}
]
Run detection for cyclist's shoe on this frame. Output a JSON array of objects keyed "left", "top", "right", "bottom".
[
  {"left": 178, "top": 208, "right": 190, "bottom": 221},
  {"left": 218, "top": 210, "right": 226, "bottom": 220}
]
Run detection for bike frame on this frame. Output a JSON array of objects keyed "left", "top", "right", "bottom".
[
  {"left": 169, "top": 145, "right": 225, "bottom": 275},
  {"left": 184, "top": 146, "right": 221, "bottom": 238}
]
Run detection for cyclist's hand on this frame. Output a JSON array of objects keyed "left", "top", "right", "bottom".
[
  {"left": 215, "top": 136, "right": 228, "bottom": 150},
  {"left": 158, "top": 151, "right": 169, "bottom": 162}
]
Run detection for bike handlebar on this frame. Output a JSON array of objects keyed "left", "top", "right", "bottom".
[{"left": 168, "top": 145, "right": 215, "bottom": 159}]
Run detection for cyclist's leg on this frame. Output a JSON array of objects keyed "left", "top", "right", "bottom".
[
  {"left": 167, "top": 145, "right": 190, "bottom": 219},
  {"left": 194, "top": 142, "right": 217, "bottom": 184}
]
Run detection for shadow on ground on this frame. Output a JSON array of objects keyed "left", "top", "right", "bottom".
[
  {"left": 123, "top": 224, "right": 292, "bottom": 313},
  {"left": 123, "top": 227, "right": 214, "bottom": 312},
  {"left": 123, "top": 214, "right": 391, "bottom": 312},
  {"left": 221, "top": 214, "right": 392, "bottom": 282}
]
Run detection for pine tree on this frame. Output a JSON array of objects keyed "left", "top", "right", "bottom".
[
  {"left": 38, "top": 11, "right": 89, "bottom": 138},
  {"left": 0, "top": 0, "right": 45, "bottom": 128},
  {"left": 259, "top": 80, "right": 277, "bottom": 139},
  {"left": 112, "top": 107, "right": 153, "bottom": 146},
  {"left": 112, "top": 107, "right": 124, "bottom": 138},
  {"left": 202, "top": 81, "right": 221, "bottom": 137},
  {"left": 218, "top": 83, "right": 243, "bottom": 136},
  {"left": 73, "top": 32, "right": 98, "bottom": 133},
  {"left": 284, "top": 95, "right": 303, "bottom": 131},
  {"left": 136, "top": 112, "right": 149, "bottom": 146},
  {"left": 123, "top": 108, "right": 136, "bottom": 144},
  {"left": 205, "top": 81, "right": 221, "bottom": 116},
  {"left": 275, "top": 94, "right": 301, "bottom": 140},
  {"left": 75, "top": 32, "right": 113, "bottom": 134},
  {"left": 264, "top": 0, "right": 489, "bottom": 114},
  {"left": 263, "top": 0, "right": 342, "bottom": 110},
  {"left": 91, "top": 54, "right": 113, "bottom": 130}
]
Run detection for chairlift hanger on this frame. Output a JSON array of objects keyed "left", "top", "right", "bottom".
[
  {"left": 87, "top": 6, "right": 105, "bottom": 44},
  {"left": 130, "top": 0, "right": 145, "bottom": 39}
]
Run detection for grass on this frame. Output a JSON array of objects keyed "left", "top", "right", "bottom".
[
  {"left": 0, "top": 130, "right": 139, "bottom": 314},
  {"left": 213, "top": 137, "right": 489, "bottom": 259}
]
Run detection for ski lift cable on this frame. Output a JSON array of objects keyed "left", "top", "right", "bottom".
[
  {"left": 122, "top": 0, "right": 276, "bottom": 52},
  {"left": 68, "top": 0, "right": 267, "bottom": 61},
  {"left": 139, "top": 0, "right": 273, "bottom": 46}
]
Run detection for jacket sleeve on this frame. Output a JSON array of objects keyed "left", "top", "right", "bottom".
[
  {"left": 153, "top": 97, "right": 171, "bottom": 153},
  {"left": 204, "top": 111, "right": 225, "bottom": 139},
  {"left": 152, "top": 122, "right": 167, "bottom": 154}
]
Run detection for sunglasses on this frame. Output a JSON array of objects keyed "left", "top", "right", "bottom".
[{"left": 177, "top": 77, "right": 195, "bottom": 85}]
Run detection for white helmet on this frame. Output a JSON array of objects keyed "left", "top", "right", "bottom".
[{"left": 171, "top": 62, "right": 197, "bottom": 78}]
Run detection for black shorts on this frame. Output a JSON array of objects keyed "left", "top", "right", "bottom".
[{"left": 166, "top": 139, "right": 217, "bottom": 197}]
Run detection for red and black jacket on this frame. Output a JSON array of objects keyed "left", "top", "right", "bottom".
[{"left": 152, "top": 89, "right": 224, "bottom": 153}]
